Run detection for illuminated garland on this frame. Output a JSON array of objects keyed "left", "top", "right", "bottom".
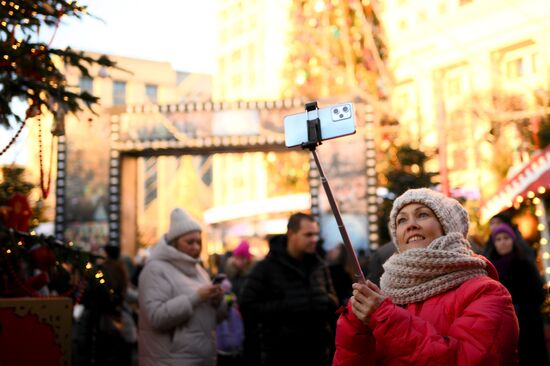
[
  {"left": 0, "top": 0, "right": 118, "bottom": 127},
  {"left": 283, "top": 0, "right": 389, "bottom": 102},
  {"left": 0, "top": 224, "right": 106, "bottom": 303}
]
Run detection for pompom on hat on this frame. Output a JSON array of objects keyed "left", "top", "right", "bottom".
[
  {"left": 233, "top": 240, "right": 252, "bottom": 260},
  {"left": 389, "top": 188, "right": 469, "bottom": 249},
  {"left": 490, "top": 223, "right": 516, "bottom": 242},
  {"left": 165, "top": 208, "right": 202, "bottom": 243}
]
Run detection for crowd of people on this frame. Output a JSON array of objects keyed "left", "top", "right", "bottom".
[{"left": 71, "top": 187, "right": 550, "bottom": 366}]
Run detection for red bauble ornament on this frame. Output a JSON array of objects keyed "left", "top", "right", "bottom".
[
  {"left": 4, "top": 192, "right": 32, "bottom": 232},
  {"left": 31, "top": 246, "right": 56, "bottom": 272}
]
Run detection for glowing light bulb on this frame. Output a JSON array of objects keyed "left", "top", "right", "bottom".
[{"left": 314, "top": 0, "right": 325, "bottom": 12}]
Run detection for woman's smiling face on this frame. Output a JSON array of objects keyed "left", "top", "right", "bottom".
[{"left": 395, "top": 203, "right": 444, "bottom": 252}]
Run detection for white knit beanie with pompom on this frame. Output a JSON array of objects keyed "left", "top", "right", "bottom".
[
  {"left": 388, "top": 188, "right": 469, "bottom": 251},
  {"left": 165, "top": 208, "right": 202, "bottom": 243}
]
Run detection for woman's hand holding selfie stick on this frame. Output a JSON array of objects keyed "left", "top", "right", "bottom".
[{"left": 299, "top": 101, "right": 366, "bottom": 284}]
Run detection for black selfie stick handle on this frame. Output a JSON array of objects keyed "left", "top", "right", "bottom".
[
  {"left": 310, "top": 149, "right": 366, "bottom": 283},
  {"left": 300, "top": 101, "right": 365, "bottom": 283}
]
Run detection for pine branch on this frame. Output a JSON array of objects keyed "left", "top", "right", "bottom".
[{"left": 0, "top": 0, "right": 119, "bottom": 128}]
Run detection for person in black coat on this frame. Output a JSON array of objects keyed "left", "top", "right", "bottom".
[
  {"left": 239, "top": 213, "right": 339, "bottom": 366},
  {"left": 327, "top": 243, "right": 354, "bottom": 307},
  {"left": 483, "top": 212, "right": 536, "bottom": 263},
  {"left": 487, "top": 223, "right": 549, "bottom": 366},
  {"left": 367, "top": 241, "right": 396, "bottom": 286}
]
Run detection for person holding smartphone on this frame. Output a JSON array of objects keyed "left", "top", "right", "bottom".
[
  {"left": 333, "top": 188, "right": 519, "bottom": 366},
  {"left": 138, "top": 208, "right": 226, "bottom": 366}
]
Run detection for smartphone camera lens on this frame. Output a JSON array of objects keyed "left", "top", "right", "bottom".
[
  {"left": 343, "top": 106, "right": 349, "bottom": 112},
  {"left": 339, "top": 114, "right": 344, "bottom": 119},
  {"left": 333, "top": 108, "right": 339, "bottom": 114}
]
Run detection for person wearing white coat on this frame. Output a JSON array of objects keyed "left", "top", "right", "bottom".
[{"left": 138, "top": 208, "right": 226, "bottom": 366}]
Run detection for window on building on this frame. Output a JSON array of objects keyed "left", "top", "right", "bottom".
[
  {"left": 531, "top": 53, "right": 540, "bottom": 74},
  {"left": 231, "top": 73, "right": 242, "bottom": 89},
  {"left": 496, "top": 41, "right": 540, "bottom": 85},
  {"left": 113, "top": 80, "right": 127, "bottom": 106},
  {"left": 445, "top": 76, "right": 462, "bottom": 97},
  {"left": 145, "top": 84, "right": 158, "bottom": 103},
  {"left": 79, "top": 76, "right": 93, "bottom": 94},
  {"left": 506, "top": 57, "right": 525, "bottom": 79},
  {"left": 231, "top": 49, "right": 241, "bottom": 64}
]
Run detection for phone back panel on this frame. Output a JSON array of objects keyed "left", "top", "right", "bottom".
[{"left": 284, "top": 102, "right": 356, "bottom": 147}]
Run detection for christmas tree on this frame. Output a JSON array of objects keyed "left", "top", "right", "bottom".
[
  {"left": 377, "top": 144, "right": 437, "bottom": 242},
  {"left": 283, "top": 0, "right": 390, "bottom": 103},
  {"left": 0, "top": 166, "right": 103, "bottom": 300},
  {"left": 0, "top": 0, "right": 116, "bottom": 129}
]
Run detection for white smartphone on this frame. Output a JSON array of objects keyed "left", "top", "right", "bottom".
[{"left": 284, "top": 102, "right": 356, "bottom": 147}]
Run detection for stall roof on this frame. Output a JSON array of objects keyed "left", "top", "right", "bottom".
[{"left": 480, "top": 145, "right": 550, "bottom": 223}]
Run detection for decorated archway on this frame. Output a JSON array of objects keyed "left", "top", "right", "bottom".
[{"left": 54, "top": 98, "right": 379, "bottom": 257}]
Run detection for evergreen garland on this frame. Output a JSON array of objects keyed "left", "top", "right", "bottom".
[{"left": 0, "top": 0, "right": 117, "bottom": 127}]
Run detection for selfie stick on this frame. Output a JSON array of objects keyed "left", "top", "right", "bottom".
[{"left": 300, "top": 101, "right": 366, "bottom": 283}]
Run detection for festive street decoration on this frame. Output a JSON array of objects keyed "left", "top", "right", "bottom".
[
  {"left": 0, "top": 297, "right": 72, "bottom": 366},
  {"left": 0, "top": 224, "right": 104, "bottom": 302},
  {"left": 283, "top": 0, "right": 390, "bottom": 104},
  {"left": 480, "top": 145, "right": 550, "bottom": 287},
  {"left": 480, "top": 145, "right": 550, "bottom": 223},
  {"left": 0, "top": 166, "right": 105, "bottom": 301},
  {"left": 0, "top": 0, "right": 117, "bottom": 151},
  {"left": 4, "top": 192, "right": 32, "bottom": 232}
]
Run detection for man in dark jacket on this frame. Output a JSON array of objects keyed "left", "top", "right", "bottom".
[{"left": 240, "top": 213, "right": 339, "bottom": 366}]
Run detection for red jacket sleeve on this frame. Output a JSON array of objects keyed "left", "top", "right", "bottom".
[
  {"left": 332, "top": 302, "right": 377, "bottom": 366},
  {"left": 370, "top": 278, "right": 519, "bottom": 365}
]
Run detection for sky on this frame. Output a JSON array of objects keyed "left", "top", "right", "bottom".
[
  {"left": 1, "top": 0, "right": 217, "bottom": 165},
  {"left": 48, "top": 0, "right": 217, "bottom": 73}
]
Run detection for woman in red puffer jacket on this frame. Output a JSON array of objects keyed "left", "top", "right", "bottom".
[{"left": 333, "top": 188, "right": 519, "bottom": 366}]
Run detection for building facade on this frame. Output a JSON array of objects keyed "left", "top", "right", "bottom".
[{"left": 378, "top": 0, "right": 550, "bottom": 200}]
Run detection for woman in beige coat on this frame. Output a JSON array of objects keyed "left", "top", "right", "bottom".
[{"left": 138, "top": 208, "right": 226, "bottom": 366}]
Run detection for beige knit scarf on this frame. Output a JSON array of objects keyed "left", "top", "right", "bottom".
[{"left": 380, "top": 232, "right": 488, "bottom": 305}]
